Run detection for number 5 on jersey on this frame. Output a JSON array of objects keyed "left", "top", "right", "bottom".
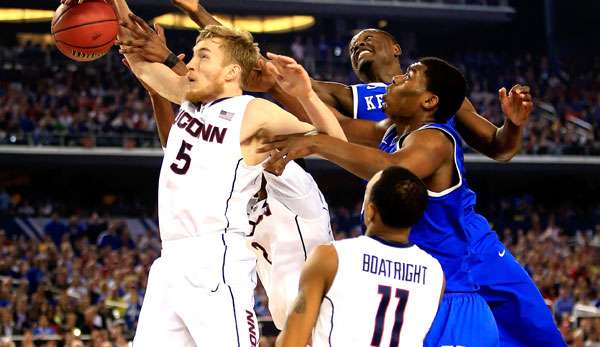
[
  {"left": 171, "top": 140, "right": 193, "bottom": 175},
  {"left": 371, "top": 285, "right": 409, "bottom": 347}
]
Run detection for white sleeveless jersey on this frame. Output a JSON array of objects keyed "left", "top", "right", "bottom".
[
  {"left": 158, "top": 95, "right": 263, "bottom": 242},
  {"left": 247, "top": 161, "right": 333, "bottom": 329},
  {"left": 313, "top": 236, "right": 444, "bottom": 347}
]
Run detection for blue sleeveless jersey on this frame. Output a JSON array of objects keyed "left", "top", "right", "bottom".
[
  {"left": 378, "top": 122, "right": 494, "bottom": 292},
  {"left": 351, "top": 83, "right": 388, "bottom": 121},
  {"left": 352, "top": 82, "right": 458, "bottom": 126}
]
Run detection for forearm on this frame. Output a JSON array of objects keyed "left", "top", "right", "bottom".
[
  {"left": 311, "top": 135, "right": 393, "bottom": 180},
  {"left": 491, "top": 119, "right": 523, "bottom": 161},
  {"left": 270, "top": 84, "right": 312, "bottom": 123},
  {"left": 298, "top": 92, "right": 347, "bottom": 141},
  {"left": 148, "top": 93, "right": 175, "bottom": 147},
  {"left": 183, "top": 5, "right": 221, "bottom": 28}
]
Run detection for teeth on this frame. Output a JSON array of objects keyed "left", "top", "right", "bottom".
[{"left": 358, "top": 50, "right": 371, "bottom": 59}]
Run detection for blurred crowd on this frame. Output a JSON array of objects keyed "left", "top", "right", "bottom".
[
  {"left": 0, "top": 193, "right": 598, "bottom": 346},
  {"left": 1, "top": 36, "right": 600, "bottom": 154}
]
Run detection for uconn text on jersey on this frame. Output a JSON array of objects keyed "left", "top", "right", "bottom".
[{"left": 174, "top": 111, "right": 228, "bottom": 144}]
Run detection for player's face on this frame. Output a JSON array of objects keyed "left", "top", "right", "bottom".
[
  {"left": 349, "top": 30, "right": 400, "bottom": 75},
  {"left": 382, "top": 62, "right": 431, "bottom": 120},
  {"left": 185, "top": 38, "right": 229, "bottom": 103}
]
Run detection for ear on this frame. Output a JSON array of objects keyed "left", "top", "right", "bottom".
[
  {"left": 422, "top": 93, "right": 439, "bottom": 112},
  {"left": 365, "top": 202, "right": 377, "bottom": 225},
  {"left": 392, "top": 44, "right": 402, "bottom": 59},
  {"left": 225, "top": 64, "right": 242, "bottom": 82}
]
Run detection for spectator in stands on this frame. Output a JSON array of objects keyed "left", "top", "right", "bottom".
[{"left": 44, "top": 214, "right": 67, "bottom": 247}]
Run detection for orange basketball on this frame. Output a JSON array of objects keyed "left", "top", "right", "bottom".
[{"left": 51, "top": 0, "right": 118, "bottom": 62}]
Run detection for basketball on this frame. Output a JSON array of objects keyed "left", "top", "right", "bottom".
[{"left": 51, "top": 0, "right": 118, "bottom": 62}]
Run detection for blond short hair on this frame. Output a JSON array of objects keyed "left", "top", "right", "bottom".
[{"left": 197, "top": 25, "right": 258, "bottom": 84}]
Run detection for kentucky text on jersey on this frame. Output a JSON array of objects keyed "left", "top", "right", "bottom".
[
  {"left": 362, "top": 253, "right": 428, "bottom": 285},
  {"left": 351, "top": 83, "right": 388, "bottom": 121},
  {"left": 174, "top": 111, "right": 228, "bottom": 144}
]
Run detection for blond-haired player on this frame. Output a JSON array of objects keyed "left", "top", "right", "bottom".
[{"left": 108, "top": 1, "right": 346, "bottom": 345}]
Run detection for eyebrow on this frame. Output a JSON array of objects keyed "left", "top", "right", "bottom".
[{"left": 194, "top": 47, "right": 211, "bottom": 54}]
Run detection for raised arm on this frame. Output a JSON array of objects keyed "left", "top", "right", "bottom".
[
  {"left": 112, "top": 1, "right": 187, "bottom": 104},
  {"left": 276, "top": 244, "right": 338, "bottom": 347},
  {"left": 172, "top": 0, "right": 221, "bottom": 28},
  {"left": 455, "top": 85, "right": 532, "bottom": 162}
]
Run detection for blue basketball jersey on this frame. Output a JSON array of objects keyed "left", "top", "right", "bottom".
[
  {"left": 378, "top": 122, "right": 494, "bottom": 292},
  {"left": 351, "top": 83, "right": 388, "bottom": 121}
]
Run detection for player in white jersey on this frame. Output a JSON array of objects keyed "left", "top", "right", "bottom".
[
  {"left": 247, "top": 160, "right": 333, "bottom": 329},
  {"left": 277, "top": 166, "right": 445, "bottom": 347},
  {"left": 113, "top": 2, "right": 347, "bottom": 344}
]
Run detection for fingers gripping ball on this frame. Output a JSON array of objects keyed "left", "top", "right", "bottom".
[{"left": 52, "top": 0, "right": 118, "bottom": 62}]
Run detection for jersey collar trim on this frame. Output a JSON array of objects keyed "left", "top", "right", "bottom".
[{"left": 367, "top": 235, "right": 413, "bottom": 248}]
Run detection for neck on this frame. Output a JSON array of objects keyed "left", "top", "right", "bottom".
[
  {"left": 393, "top": 112, "right": 434, "bottom": 137},
  {"left": 202, "top": 85, "right": 242, "bottom": 105},
  {"left": 360, "top": 61, "right": 402, "bottom": 83},
  {"left": 366, "top": 227, "right": 410, "bottom": 244}
]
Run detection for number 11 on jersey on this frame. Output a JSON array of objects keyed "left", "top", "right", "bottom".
[{"left": 371, "top": 285, "right": 409, "bottom": 347}]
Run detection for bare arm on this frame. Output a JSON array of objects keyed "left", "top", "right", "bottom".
[
  {"left": 260, "top": 129, "right": 451, "bottom": 181},
  {"left": 172, "top": 0, "right": 221, "bottom": 28},
  {"left": 266, "top": 53, "right": 347, "bottom": 141},
  {"left": 276, "top": 244, "right": 338, "bottom": 347},
  {"left": 113, "top": 1, "right": 187, "bottom": 104},
  {"left": 455, "top": 85, "right": 532, "bottom": 162}
]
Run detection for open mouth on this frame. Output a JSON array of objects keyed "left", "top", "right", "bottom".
[{"left": 353, "top": 47, "right": 374, "bottom": 63}]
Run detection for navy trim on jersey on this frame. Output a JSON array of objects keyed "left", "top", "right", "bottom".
[
  {"left": 294, "top": 215, "right": 308, "bottom": 260},
  {"left": 207, "top": 96, "right": 234, "bottom": 108},
  {"left": 324, "top": 296, "right": 335, "bottom": 347},
  {"left": 224, "top": 158, "right": 243, "bottom": 234},
  {"left": 222, "top": 158, "right": 243, "bottom": 284},
  {"left": 221, "top": 234, "right": 229, "bottom": 283},
  {"left": 368, "top": 235, "right": 414, "bottom": 248},
  {"left": 227, "top": 285, "right": 241, "bottom": 347}
]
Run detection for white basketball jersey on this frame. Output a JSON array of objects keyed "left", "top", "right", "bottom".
[
  {"left": 158, "top": 95, "right": 262, "bottom": 242},
  {"left": 247, "top": 161, "right": 333, "bottom": 329},
  {"left": 313, "top": 236, "right": 444, "bottom": 347}
]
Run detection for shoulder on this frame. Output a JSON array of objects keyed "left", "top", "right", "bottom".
[
  {"left": 412, "top": 245, "right": 444, "bottom": 272},
  {"left": 404, "top": 128, "right": 454, "bottom": 154},
  {"left": 245, "top": 97, "right": 284, "bottom": 119}
]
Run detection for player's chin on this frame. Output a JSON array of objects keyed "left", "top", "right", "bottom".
[{"left": 185, "top": 89, "right": 204, "bottom": 104}]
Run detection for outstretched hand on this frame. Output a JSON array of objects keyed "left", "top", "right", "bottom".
[
  {"left": 116, "top": 13, "right": 173, "bottom": 63},
  {"left": 265, "top": 52, "right": 312, "bottom": 99},
  {"left": 257, "top": 133, "right": 318, "bottom": 176},
  {"left": 499, "top": 84, "right": 533, "bottom": 127},
  {"left": 244, "top": 57, "right": 277, "bottom": 93}
]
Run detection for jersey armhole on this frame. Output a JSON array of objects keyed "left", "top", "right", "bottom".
[
  {"left": 415, "top": 126, "right": 463, "bottom": 197},
  {"left": 351, "top": 85, "right": 359, "bottom": 119}
]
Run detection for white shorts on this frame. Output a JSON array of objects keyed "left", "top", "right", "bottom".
[
  {"left": 135, "top": 235, "right": 259, "bottom": 347},
  {"left": 250, "top": 199, "right": 333, "bottom": 329}
]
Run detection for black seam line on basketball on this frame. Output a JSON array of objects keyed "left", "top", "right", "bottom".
[
  {"left": 294, "top": 215, "right": 308, "bottom": 261},
  {"left": 227, "top": 285, "right": 241, "bottom": 347},
  {"left": 52, "top": 5, "right": 76, "bottom": 28},
  {"left": 52, "top": 18, "right": 117, "bottom": 35},
  {"left": 55, "top": 38, "right": 115, "bottom": 50},
  {"left": 324, "top": 296, "right": 334, "bottom": 347}
]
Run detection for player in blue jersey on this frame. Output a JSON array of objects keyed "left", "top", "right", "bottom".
[{"left": 259, "top": 57, "right": 565, "bottom": 346}]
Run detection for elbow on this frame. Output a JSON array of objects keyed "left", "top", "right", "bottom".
[{"left": 489, "top": 148, "right": 518, "bottom": 163}]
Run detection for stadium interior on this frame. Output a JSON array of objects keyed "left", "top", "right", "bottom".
[{"left": 0, "top": 0, "right": 599, "bottom": 346}]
